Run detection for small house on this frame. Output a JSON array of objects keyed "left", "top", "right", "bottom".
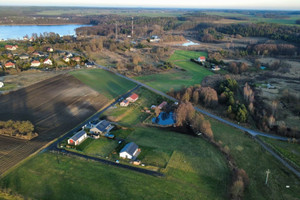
[
  {"left": 47, "top": 47, "right": 54, "bottom": 52},
  {"left": 119, "top": 142, "right": 141, "bottom": 160},
  {"left": 158, "top": 101, "right": 167, "bottom": 109},
  {"left": 67, "top": 130, "right": 88, "bottom": 146},
  {"left": 120, "top": 100, "right": 129, "bottom": 107},
  {"left": 5, "top": 45, "right": 18, "bottom": 51},
  {"left": 19, "top": 54, "right": 29, "bottom": 60},
  {"left": 31, "top": 60, "right": 41, "bottom": 67},
  {"left": 85, "top": 61, "right": 94, "bottom": 68},
  {"left": 33, "top": 52, "right": 44, "bottom": 57},
  {"left": 126, "top": 93, "right": 139, "bottom": 102},
  {"left": 63, "top": 56, "right": 70, "bottom": 62},
  {"left": 43, "top": 58, "right": 53, "bottom": 65},
  {"left": 5, "top": 61, "right": 15, "bottom": 68},
  {"left": 150, "top": 35, "right": 160, "bottom": 43},
  {"left": 90, "top": 120, "right": 114, "bottom": 136},
  {"left": 66, "top": 52, "right": 73, "bottom": 58},
  {"left": 72, "top": 57, "right": 81, "bottom": 62},
  {"left": 211, "top": 65, "right": 220, "bottom": 71},
  {"left": 197, "top": 56, "right": 206, "bottom": 62}
]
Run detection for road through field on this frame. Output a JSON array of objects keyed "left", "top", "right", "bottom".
[{"left": 93, "top": 62, "right": 300, "bottom": 178}]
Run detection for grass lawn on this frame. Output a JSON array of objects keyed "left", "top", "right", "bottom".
[
  {"left": 209, "top": 118, "right": 300, "bottom": 200},
  {"left": 0, "top": 83, "right": 17, "bottom": 91},
  {"left": 258, "top": 136, "right": 300, "bottom": 170},
  {"left": 70, "top": 69, "right": 136, "bottom": 99},
  {"left": 135, "top": 59, "right": 213, "bottom": 92},
  {"left": 168, "top": 50, "right": 207, "bottom": 62},
  {"left": 0, "top": 129, "right": 230, "bottom": 200},
  {"left": 82, "top": 137, "right": 119, "bottom": 157}
]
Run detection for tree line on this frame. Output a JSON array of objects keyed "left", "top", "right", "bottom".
[{"left": 0, "top": 120, "right": 37, "bottom": 139}]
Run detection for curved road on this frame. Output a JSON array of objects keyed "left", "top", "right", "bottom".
[{"left": 95, "top": 63, "right": 289, "bottom": 141}]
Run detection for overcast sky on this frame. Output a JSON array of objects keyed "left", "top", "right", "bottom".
[{"left": 1, "top": 0, "right": 300, "bottom": 10}]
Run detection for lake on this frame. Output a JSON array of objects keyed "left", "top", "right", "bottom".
[{"left": 0, "top": 24, "right": 88, "bottom": 40}]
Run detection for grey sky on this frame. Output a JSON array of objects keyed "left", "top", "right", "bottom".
[{"left": 0, "top": 0, "right": 299, "bottom": 10}]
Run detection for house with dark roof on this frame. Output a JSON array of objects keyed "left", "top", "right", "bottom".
[
  {"left": 19, "top": 54, "right": 29, "bottom": 60},
  {"left": 119, "top": 142, "right": 141, "bottom": 160},
  {"left": 120, "top": 100, "right": 129, "bottom": 107},
  {"left": 68, "top": 130, "right": 88, "bottom": 146},
  {"left": 90, "top": 120, "right": 114, "bottom": 136}
]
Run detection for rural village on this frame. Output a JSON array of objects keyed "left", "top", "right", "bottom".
[{"left": 0, "top": 6, "right": 299, "bottom": 200}]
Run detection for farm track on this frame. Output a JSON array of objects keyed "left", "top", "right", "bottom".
[{"left": 0, "top": 74, "right": 110, "bottom": 175}]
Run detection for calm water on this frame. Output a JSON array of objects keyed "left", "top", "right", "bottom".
[
  {"left": 152, "top": 112, "right": 175, "bottom": 126},
  {"left": 0, "top": 24, "right": 87, "bottom": 40}
]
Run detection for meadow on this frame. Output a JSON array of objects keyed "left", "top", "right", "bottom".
[
  {"left": 70, "top": 69, "right": 137, "bottom": 99},
  {"left": 258, "top": 136, "right": 300, "bottom": 170},
  {"left": 209, "top": 119, "right": 300, "bottom": 200},
  {"left": 135, "top": 50, "right": 213, "bottom": 92}
]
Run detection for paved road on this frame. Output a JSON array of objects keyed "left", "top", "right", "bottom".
[
  {"left": 43, "top": 84, "right": 141, "bottom": 152},
  {"left": 94, "top": 63, "right": 288, "bottom": 141},
  {"left": 52, "top": 149, "right": 164, "bottom": 177},
  {"left": 254, "top": 137, "right": 300, "bottom": 179}
]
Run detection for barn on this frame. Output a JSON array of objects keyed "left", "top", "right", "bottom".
[{"left": 68, "top": 130, "right": 88, "bottom": 146}]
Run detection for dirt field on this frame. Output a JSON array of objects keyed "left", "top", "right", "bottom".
[{"left": 0, "top": 74, "right": 110, "bottom": 175}]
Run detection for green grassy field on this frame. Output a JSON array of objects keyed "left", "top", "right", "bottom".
[
  {"left": 135, "top": 50, "right": 213, "bottom": 92},
  {"left": 70, "top": 69, "right": 136, "bottom": 99},
  {"left": 82, "top": 137, "right": 119, "bottom": 157},
  {"left": 209, "top": 119, "right": 300, "bottom": 200},
  {"left": 258, "top": 137, "right": 300, "bottom": 170}
]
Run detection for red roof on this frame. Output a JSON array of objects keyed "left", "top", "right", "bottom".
[
  {"left": 32, "top": 60, "right": 40, "bottom": 64},
  {"left": 5, "top": 62, "right": 15, "bottom": 66},
  {"left": 5, "top": 45, "right": 12, "bottom": 48},
  {"left": 129, "top": 93, "right": 138, "bottom": 100},
  {"left": 199, "top": 56, "right": 206, "bottom": 60}
]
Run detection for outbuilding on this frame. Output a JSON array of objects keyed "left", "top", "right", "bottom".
[
  {"left": 119, "top": 142, "right": 141, "bottom": 160},
  {"left": 68, "top": 130, "right": 88, "bottom": 146}
]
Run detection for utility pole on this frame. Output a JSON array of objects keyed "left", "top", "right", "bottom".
[
  {"left": 131, "top": 17, "right": 134, "bottom": 38},
  {"left": 265, "top": 169, "right": 270, "bottom": 185}
]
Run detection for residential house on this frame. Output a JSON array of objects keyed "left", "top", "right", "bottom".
[
  {"left": 158, "top": 101, "right": 167, "bottom": 109},
  {"left": 31, "top": 60, "right": 41, "bottom": 67},
  {"left": 43, "top": 58, "right": 53, "bottom": 65},
  {"left": 5, "top": 45, "right": 18, "bottom": 51},
  {"left": 85, "top": 61, "right": 94, "bottom": 68},
  {"left": 120, "top": 100, "right": 129, "bottom": 107},
  {"left": 67, "top": 130, "right": 88, "bottom": 146},
  {"left": 63, "top": 56, "right": 70, "bottom": 62},
  {"left": 90, "top": 120, "right": 114, "bottom": 136},
  {"left": 66, "top": 52, "right": 73, "bottom": 58},
  {"left": 47, "top": 47, "right": 54, "bottom": 52},
  {"left": 72, "top": 56, "right": 81, "bottom": 62},
  {"left": 5, "top": 61, "right": 15, "bottom": 68},
  {"left": 19, "top": 54, "right": 29, "bottom": 60},
  {"left": 119, "top": 142, "right": 141, "bottom": 160},
  {"left": 33, "top": 52, "right": 44, "bottom": 57},
  {"left": 197, "top": 56, "right": 206, "bottom": 62},
  {"left": 150, "top": 35, "right": 160, "bottom": 42},
  {"left": 211, "top": 65, "right": 220, "bottom": 71},
  {"left": 0, "top": 82, "right": 3, "bottom": 88},
  {"left": 126, "top": 93, "right": 139, "bottom": 102}
]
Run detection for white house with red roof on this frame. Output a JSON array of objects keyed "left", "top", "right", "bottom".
[
  {"left": 31, "top": 60, "right": 41, "bottom": 67},
  {"left": 126, "top": 93, "right": 139, "bottom": 102},
  {"left": 63, "top": 56, "right": 70, "bottom": 62},
  {"left": 5, "top": 45, "right": 18, "bottom": 51},
  {"left": 197, "top": 56, "right": 206, "bottom": 62},
  {"left": 43, "top": 58, "right": 53, "bottom": 65},
  {"left": 5, "top": 61, "right": 15, "bottom": 68},
  {"left": 72, "top": 56, "right": 81, "bottom": 62}
]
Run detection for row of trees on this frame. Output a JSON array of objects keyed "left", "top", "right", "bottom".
[{"left": 0, "top": 120, "right": 37, "bottom": 139}]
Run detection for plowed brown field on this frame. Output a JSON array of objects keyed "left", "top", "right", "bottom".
[{"left": 0, "top": 74, "right": 109, "bottom": 175}]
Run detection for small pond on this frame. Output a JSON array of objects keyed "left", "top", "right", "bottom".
[
  {"left": 152, "top": 112, "right": 175, "bottom": 126},
  {"left": 260, "top": 66, "right": 267, "bottom": 70}
]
